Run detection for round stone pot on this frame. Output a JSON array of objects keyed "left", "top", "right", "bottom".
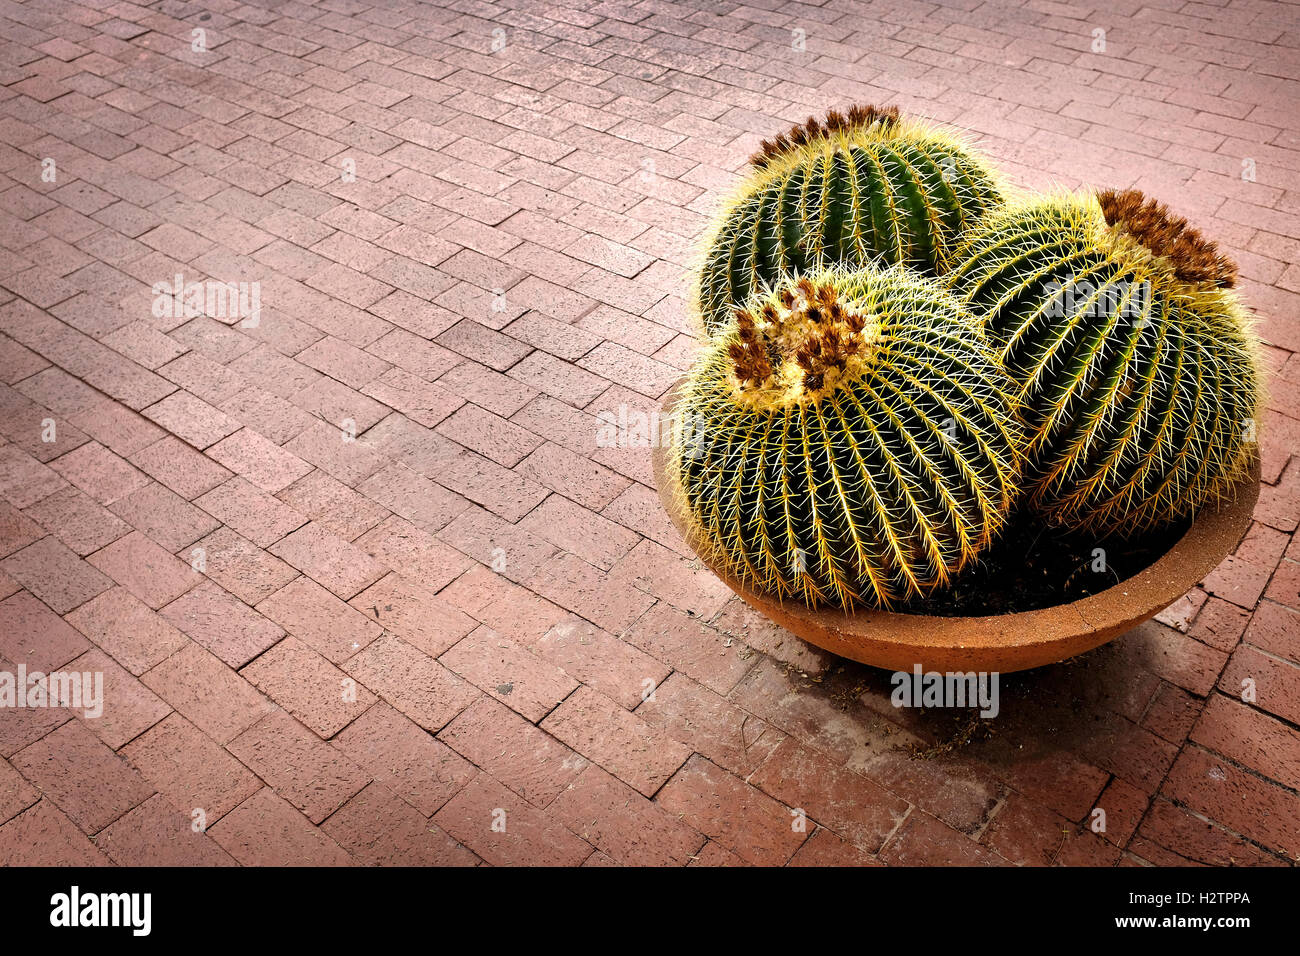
[{"left": 652, "top": 381, "right": 1260, "bottom": 674}]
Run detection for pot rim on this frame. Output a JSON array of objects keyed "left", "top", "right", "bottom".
[{"left": 652, "top": 379, "right": 1260, "bottom": 673}]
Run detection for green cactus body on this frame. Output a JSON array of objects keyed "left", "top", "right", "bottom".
[
  {"left": 696, "top": 105, "right": 1003, "bottom": 335},
  {"left": 670, "top": 265, "right": 1021, "bottom": 609},
  {"left": 947, "top": 189, "right": 1263, "bottom": 536}
]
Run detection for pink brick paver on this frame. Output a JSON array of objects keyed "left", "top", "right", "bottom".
[{"left": 0, "top": 0, "right": 1297, "bottom": 867}]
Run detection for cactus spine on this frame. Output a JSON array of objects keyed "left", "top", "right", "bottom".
[
  {"left": 947, "top": 189, "right": 1263, "bottom": 536},
  {"left": 696, "top": 105, "right": 1004, "bottom": 335},
  {"left": 671, "top": 265, "right": 1021, "bottom": 609}
]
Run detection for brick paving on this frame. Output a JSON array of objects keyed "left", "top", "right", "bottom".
[{"left": 0, "top": 0, "right": 1297, "bottom": 867}]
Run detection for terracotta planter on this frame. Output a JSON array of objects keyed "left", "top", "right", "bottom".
[{"left": 652, "top": 380, "right": 1260, "bottom": 674}]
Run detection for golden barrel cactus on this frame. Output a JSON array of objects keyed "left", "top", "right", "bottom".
[
  {"left": 670, "top": 265, "right": 1021, "bottom": 609},
  {"left": 696, "top": 105, "right": 1004, "bottom": 334},
  {"left": 947, "top": 188, "right": 1263, "bottom": 536}
]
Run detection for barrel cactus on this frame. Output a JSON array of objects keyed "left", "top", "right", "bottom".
[
  {"left": 670, "top": 265, "right": 1021, "bottom": 609},
  {"left": 947, "top": 188, "right": 1262, "bottom": 537},
  {"left": 696, "top": 104, "right": 1004, "bottom": 335}
]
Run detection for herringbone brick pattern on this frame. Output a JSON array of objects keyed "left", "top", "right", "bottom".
[{"left": 0, "top": 0, "right": 1297, "bottom": 866}]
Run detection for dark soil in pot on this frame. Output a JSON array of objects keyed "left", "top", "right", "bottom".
[{"left": 900, "top": 509, "right": 1193, "bottom": 617}]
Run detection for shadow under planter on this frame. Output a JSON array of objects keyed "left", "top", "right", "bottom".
[{"left": 652, "top": 380, "right": 1260, "bottom": 674}]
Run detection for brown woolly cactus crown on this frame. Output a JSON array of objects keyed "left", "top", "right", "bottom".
[
  {"left": 1096, "top": 187, "right": 1237, "bottom": 289},
  {"left": 749, "top": 104, "right": 901, "bottom": 170},
  {"left": 727, "top": 275, "right": 880, "bottom": 402}
]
